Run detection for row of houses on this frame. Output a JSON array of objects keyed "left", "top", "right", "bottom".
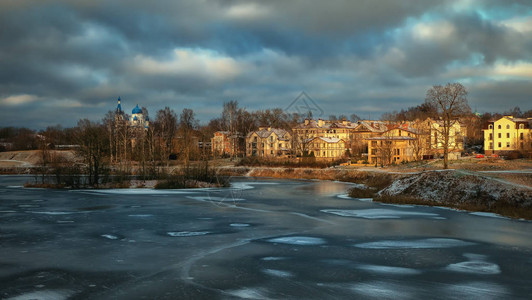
[{"left": 211, "top": 118, "right": 467, "bottom": 165}]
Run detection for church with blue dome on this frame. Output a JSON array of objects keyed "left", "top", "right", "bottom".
[{"left": 114, "top": 97, "right": 149, "bottom": 129}]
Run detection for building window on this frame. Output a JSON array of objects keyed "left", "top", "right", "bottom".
[
  {"left": 519, "top": 124, "right": 524, "bottom": 129},
  {"left": 520, "top": 133, "right": 524, "bottom": 140},
  {"left": 270, "top": 143, "right": 273, "bottom": 148},
  {"left": 507, "top": 133, "right": 510, "bottom": 138},
  {"left": 498, "top": 133, "right": 501, "bottom": 138},
  {"left": 498, "top": 125, "right": 501, "bottom": 129},
  {"left": 270, "top": 150, "right": 273, "bottom": 155},
  {"left": 506, "top": 124, "right": 510, "bottom": 129},
  {"left": 489, "top": 133, "right": 493, "bottom": 140},
  {"left": 489, "top": 142, "right": 493, "bottom": 149},
  {"left": 498, "top": 142, "right": 501, "bottom": 148},
  {"left": 489, "top": 125, "right": 493, "bottom": 129},
  {"left": 506, "top": 142, "right": 510, "bottom": 148}
]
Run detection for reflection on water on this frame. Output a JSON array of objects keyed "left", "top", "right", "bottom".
[{"left": 296, "top": 180, "right": 354, "bottom": 196}]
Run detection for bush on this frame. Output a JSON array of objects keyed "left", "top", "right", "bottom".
[
  {"left": 348, "top": 187, "right": 376, "bottom": 198},
  {"left": 155, "top": 161, "right": 230, "bottom": 189}
]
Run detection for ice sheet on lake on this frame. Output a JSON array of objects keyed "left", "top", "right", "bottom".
[
  {"left": 101, "top": 234, "right": 119, "bottom": 240},
  {"left": 267, "top": 236, "right": 326, "bottom": 245},
  {"left": 230, "top": 223, "right": 250, "bottom": 227},
  {"left": 446, "top": 253, "right": 500, "bottom": 274},
  {"left": 128, "top": 214, "right": 153, "bottom": 217},
  {"left": 74, "top": 189, "right": 199, "bottom": 195},
  {"left": 349, "top": 281, "right": 413, "bottom": 299},
  {"left": 226, "top": 287, "right": 270, "bottom": 299},
  {"left": 354, "top": 238, "right": 475, "bottom": 249},
  {"left": 356, "top": 264, "right": 422, "bottom": 275},
  {"left": 469, "top": 212, "right": 508, "bottom": 219},
  {"left": 229, "top": 181, "right": 280, "bottom": 192},
  {"left": 6, "top": 289, "right": 75, "bottom": 300},
  {"left": 261, "top": 256, "right": 288, "bottom": 261},
  {"left": 28, "top": 211, "right": 76, "bottom": 215},
  {"left": 442, "top": 281, "right": 509, "bottom": 299},
  {"left": 262, "top": 268, "right": 294, "bottom": 278},
  {"left": 336, "top": 194, "right": 352, "bottom": 199},
  {"left": 167, "top": 231, "right": 210, "bottom": 237},
  {"left": 446, "top": 261, "right": 501, "bottom": 274},
  {"left": 186, "top": 196, "right": 246, "bottom": 202},
  {"left": 321, "top": 208, "right": 441, "bottom": 219}
]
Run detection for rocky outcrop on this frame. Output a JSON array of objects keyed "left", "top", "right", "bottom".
[{"left": 379, "top": 170, "right": 532, "bottom": 208}]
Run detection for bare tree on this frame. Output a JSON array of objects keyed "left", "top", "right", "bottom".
[
  {"left": 76, "top": 119, "right": 109, "bottom": 186},
  {"left": 154, "top": 107, "right": 178, "bottom": 166},
  {"left": 425, "top": 83, "right": 471, "bottom": 169},
  {"left": 179, "top": 108, "right": 198, "bottom": 164}
]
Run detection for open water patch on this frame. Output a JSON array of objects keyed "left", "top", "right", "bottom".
[
  {"left": 354, "top": 238, "right": 475, "bottom": 249},
  {"left": 321, "top": 208, "right": 441, "bottom": 219},
  {"left": 267, "top": 236, "right": 326, "bottom": 246}
]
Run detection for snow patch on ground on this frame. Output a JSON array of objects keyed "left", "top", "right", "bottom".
[
  {"left": 262, "top": 268, "right": 294, "bottom": 278},
  {"left": 336, "top": 194, "right": 352, "bottom": 199},
  {"left": 267, "top": 236, "right": 326, "bottom": 246},
  {"left": 321, "top": 208, "right": 440, "bottom": 219},
  {"left": 354, "top": 238, "right": 475, "bottom": 249},
  {"left": 167, "top": 231, "right": 210, "bottom": 237},
  {"left": 6, "top": 289, "right": 75, "bottom": 300}
]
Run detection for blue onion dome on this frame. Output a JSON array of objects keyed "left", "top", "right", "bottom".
[
  {"left": 133, "top": 116, "right": 138, "bottom": 121},
  {"left": 132, "top": 104, "right": 142, "bottom": 114}
]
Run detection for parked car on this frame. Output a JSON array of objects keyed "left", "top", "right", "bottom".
[{"left": 475, "top": 154, "right": 485, "bottom": 158}]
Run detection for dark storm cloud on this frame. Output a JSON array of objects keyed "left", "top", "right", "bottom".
[{"left": 0, "top": 0, "right": 530, "bottom": 128}]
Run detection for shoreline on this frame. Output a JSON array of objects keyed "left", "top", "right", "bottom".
[{"left": 4, "top": 164, "right": 532, "bottom": 220}]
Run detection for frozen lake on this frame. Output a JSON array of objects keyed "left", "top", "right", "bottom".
[{"left": 1, "top": 175, "right": 531, "bottom": 299}]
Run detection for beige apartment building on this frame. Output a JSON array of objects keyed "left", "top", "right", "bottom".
[
  {"left": 306, "top": 137, "right": 347, "bottom": 160},
  {"left": 246, "top": 127, "right": 291, "bottom": 158},
  {"left": 483, "top": 116, "right": 532, "bottom": 155}
]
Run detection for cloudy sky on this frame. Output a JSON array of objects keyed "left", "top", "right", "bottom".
[{"left": 1, "top": 0, "right": 531, "bottom": 129}]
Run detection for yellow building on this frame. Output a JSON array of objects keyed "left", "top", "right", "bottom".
[
  {"left": 366, "top": 127, "right": 421, "bottom": 165},
  {"left": 307, "top": 137, "right": 346, "bottom": 160},
  {"left": 246, "top": 127, "right": 291, "bottom": 158},
  {"left": 483, "top": 116, "right": 532, "bottom": 155}
]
